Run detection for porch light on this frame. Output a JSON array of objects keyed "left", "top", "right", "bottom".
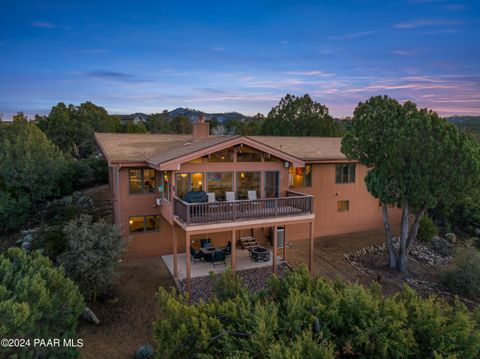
[{"left": 180, "top": 173, "right": 187, "bottom": 178}]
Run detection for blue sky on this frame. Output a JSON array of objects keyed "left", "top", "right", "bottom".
[{"left": 0, "top": 0, "right": 479, "bottom": 119}]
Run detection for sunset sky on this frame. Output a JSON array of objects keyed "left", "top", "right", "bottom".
[{"left": 1, "top": 0, "right": 479, "bottom": 119}]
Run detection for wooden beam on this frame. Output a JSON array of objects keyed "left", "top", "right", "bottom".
[
  {"left": 273, "top": 225, "right": 277, "bottom": 274},
  {"left": 231, "top": 230, "right": 236, "bottom": 271},
  {"left": 172, "top": 225, "right": 178, "bottom": 278},
  {"left": 309, "top": 221, "right": 314, "bottom": 276},
  {"left": 186, "top": 232, "right": 191, "bottom": 295},
  {"left": 282, "top": 225, "right": 287, "bottom": 261}
]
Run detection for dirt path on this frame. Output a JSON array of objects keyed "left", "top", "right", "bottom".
[
  {"left": 78, "top": 257, "right": 176, "bottom": 359},
  {"left": 287, "top": 227, "right": 398, "bottom": 287}
]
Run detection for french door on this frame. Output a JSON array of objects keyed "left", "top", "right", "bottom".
[{"left": 264, "top": 171, "right": 279, "bottom": 198}]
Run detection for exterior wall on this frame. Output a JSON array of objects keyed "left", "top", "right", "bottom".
[
  {"left": 285, "top": 163, "right": 402, "bottom": 240},
  {"left": 111, "top": 161, "right": 401, "bottom": 259}
]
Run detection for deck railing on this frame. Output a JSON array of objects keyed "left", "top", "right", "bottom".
[{"left": 174, "top": 190, "right": 313, "bottom": 225}]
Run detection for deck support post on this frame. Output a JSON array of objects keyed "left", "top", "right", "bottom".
[
  {"left": 282, "top": 225, "right": 287, "bottom": 261},
  {"left": 172, "top": 225, "right": 178, "bottom": 278},
  {"left": 273, "top": 225, "right": 277, "bottom": 274},
  {"left": 231, "top": 230, "right": 236, "bottom": 271},
  {"left": 186, "top": 232, "right": 191, "bottom": 295},
  {"left": 309, "top": 221, "right": 314, "bottom": 276}
]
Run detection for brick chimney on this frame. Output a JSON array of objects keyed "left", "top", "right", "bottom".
[{"left": 193, "top": 114, "right": 209, "bottom": 139}]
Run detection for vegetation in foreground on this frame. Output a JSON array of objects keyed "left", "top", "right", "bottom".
[
  {"left": 0, "top": 248, "right": 84, "bottom": 359},
  {"left": 154, "top": 266, "right": 480, "bottom": 359}
]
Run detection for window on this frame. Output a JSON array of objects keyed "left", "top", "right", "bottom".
[
  {"left": 336, "top": 164, "right": 356, "bottom": 184},
  {"left": 175, "top": 172, "right": 204, "bottom": 199},
  {"left": 236, "top": 171, "right": 261, "bottom": 200},
  {"left": 160, "top": 171, "right": 171, "bottom": 202},
  {"left": 207, "top": 172, "right": 233, "bottom": 201},
  {"left": 263, "top": 153, "right": 283, "bottom": 162},
  {"left": 129, "top": 168, "right": 156, "bottom": 194},
  {"left": 337, "top": 200, "right": 350, "bottom": 212},
  {"left": 129, "top": 215, "right": 160, "bottom": 233},
  {"left": 208, "top": 149, "right": 233, "bottom": 162},
  {"left": 236, "top": 146, "right": 261, "bottom": 162},
  {"left": 290, "top": 165, "right": 312, "bottom": 187}
]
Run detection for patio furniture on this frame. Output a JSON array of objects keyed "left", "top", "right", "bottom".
[
  {"left": 226, "top": 191, "right": 235, "bottom": 202},
  {"left": 247, "top": 190, "right": 257, "bottom": 200},
  {"left": 190, "top": 247, "right": 204, "bottom": 264},
  {"left": 207, "top": 192, "right": 216, "bottom": 203},
  {"left": 250, "top": 246, "right": 270, "bottom": 262},
  {"left": 201, "top": 239, "right": 212, "bottom": 248},
  {"left": 211, "top": 249, "right": 227, "bottom": 267},
  {"left": 199, "top": 246, "right": 217, "bottom": 261},
  {"left": 222, "top": 241, "right": 232, "bottom": 257},
  {"left": 240, "top": 236, "right": 258, "bottom": 250}
]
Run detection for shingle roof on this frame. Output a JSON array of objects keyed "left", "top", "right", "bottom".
[
  {"left": 248, "top": 136, "right": 346, "bottom": 161},
  {"left": 95, "top": 133, "right": 347, "bottom": 164}
]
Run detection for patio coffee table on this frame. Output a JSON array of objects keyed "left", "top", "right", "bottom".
[
  {"left": 250, "top": 246, "right": 270, "bottom": 262},
  {"left": 199, "top": 247, "right": 219, "bottom": 261}
]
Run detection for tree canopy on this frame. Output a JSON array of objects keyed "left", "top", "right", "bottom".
[
  {"left": 260, "top": 94, "right": 344, "bottom": 136},
  {"left": 0, "top": 248, "right": 84, "bottom": 359},
  {"left": 342, "top": 95, "right": 480, "bottom": 271},
  {"left": 154, "top": 266, "right": 480, "bottom": 358},
  {"left": 36, "top": 101, "right": 118, "bottom": 158},
  {"left": 0, "top": 114, "right": 69, "bottom": 232}
]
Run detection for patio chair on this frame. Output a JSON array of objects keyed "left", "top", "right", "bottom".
[
  {"left": 225, "top": 191, "right": 235, "bottom": 202},
  {"left": 211, "top": 249, "right": 227, "bottom": 268},
  {"left": 207, "top": 192, "right": 216, "bottom": 203},
  {"left": 190, "top": 247, "right": 204, "bottom": 264},
  {"left": 200, "top": 239, "right": 212, "bottom": 248},
  {"left": 247, "top": 190, "right": 257, "bottom": 200},
  {"left": 222, "top": 241, "right": 232, "bottom": 257}
]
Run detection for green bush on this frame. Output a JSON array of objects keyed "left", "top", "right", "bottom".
[
  {"left": 154, "top": 266, "right": 480, "bottom": 359},
  {"left": 417, "top": 215, "right": 437, "bottom": 242},
  {"left": 442, "top": 246, "right": 480, "bottom": 298},
  {"left": 58, "top": 215, "right": 124, "bottom": 300},
  {"left": 0, "top": 248, "right": 84, "bottom": 359}
]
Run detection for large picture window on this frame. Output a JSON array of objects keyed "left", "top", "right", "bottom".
[
  {"left": 207, "top": 172, "right": 233, "bottom": 201},
  {"left": 175, "top": 172, "right": 204, "bottom": 199},
  {"left": 336, "top": 164, "right": 356, "bottom": 184},
  {"left": 236, "top": 146, "right": 261, "bottom": 162},
  {"left": 208, "top": 149, "right": 233, "bottom": 162},
  {"left": 290, "top": 165, "right": 312, "bottom": 187},
  {"left": 129, "top": 168, "right": 155, "bottom": 194},
  {"left": 236, "top": 171, "right": 261, "bottom": 200},
  {"left": 129, "top": 215, "right": 160, "bottom": 233}
]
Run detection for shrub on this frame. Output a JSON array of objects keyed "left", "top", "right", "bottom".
[
  {"left": 58, "top": 215, "right": 124, "bottom": 300},
  {"left": 154, "top": 266, "right": 480, "bottom": 358},
  {"left": 417, "top": 215, "right": 437, "bottom": 242},
  {"left": 442, "top": 245, "right": 480, "bottom": 298},
  {"left": 0, "top": 248, "right": 84, "bottom": 359}
]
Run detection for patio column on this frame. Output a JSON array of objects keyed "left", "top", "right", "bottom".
[
  {"left": 309, "top": 221, "right": 314, "bottom": 276},
  {"left": 272, "top": 225, "right": 277, "bottom": 274},
  {"left": 172, "top": 225, "right": 178, "bottom": 278},
  {"left": 282, "top": 226, "right": 287, "bottom": 261},
  {"left": 231, "top": 230, "right": 236, "bottom": 271},
  {"left": 186, "top": 232, "right": 191, "bottom": 294}
]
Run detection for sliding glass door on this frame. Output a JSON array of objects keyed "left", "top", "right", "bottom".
[
  {"left": 175, "top": 172, "right": 204, "bottom": 199},
  {"left": 265, "top": 171, "right": 279, "bottom": 198},
  {"left": 236, "top": 171, "right": 261, "bottom": 200}
]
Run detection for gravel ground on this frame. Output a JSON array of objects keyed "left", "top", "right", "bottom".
[{"left": 178, "top": 263, "right": 287, "bottom": 302}]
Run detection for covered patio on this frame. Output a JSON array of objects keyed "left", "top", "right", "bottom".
[{"left": 162, "top": 248, "right": 284, "bottom": 279}]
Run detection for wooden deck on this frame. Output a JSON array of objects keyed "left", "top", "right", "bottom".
[{"left": 173, "top": 190, "right": 313, "bottom": 226}]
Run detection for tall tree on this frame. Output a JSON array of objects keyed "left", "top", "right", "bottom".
[
  {"left": 261, "top": 94, "right": 344, "bottom": 136},
  {"left": 37, "top": 101, "right": 119, "bottom": 158},
  {"left": 170, "top": 115, "right": 192, "bottom": 134},
  {"left": 0, "top": 114, "right": 69, "bottom": 232},
  {"left": 342, "top": 96, "right": 480, "bottom": 272}
]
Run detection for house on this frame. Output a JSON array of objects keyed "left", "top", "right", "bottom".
[
  {"left": 95, "top": 116, "right": 401, "bottom": 289},
  {"left": 117, "top": 112, "right": 149, "bottom": 125}
]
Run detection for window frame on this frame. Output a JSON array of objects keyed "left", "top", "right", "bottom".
[
  {"left": 337, "top": 200, "right": 350, "bottom": 212},
  {"left": 129, "top": 168, "right": 156, "bottom": 194},
  {"left": 335, "top": 164, "right": 356, "bottom": 184},
  {"left": 129, "top": 215, "right": 160, "bottom": 233}
]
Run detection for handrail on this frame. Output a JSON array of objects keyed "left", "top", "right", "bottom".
[{"left": 174, "top": 192, "right": 314, "bottom": 226}]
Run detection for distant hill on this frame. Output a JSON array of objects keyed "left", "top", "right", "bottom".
[
  {"left": 447, "top": 116, "right": 480, "bottom": 131},
  {"left": 114, "top": 108, "right": 252, "bottom": 124}
]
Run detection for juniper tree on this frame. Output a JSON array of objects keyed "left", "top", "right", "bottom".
[{"left": 342, "top": 96, "right": 480, "bottom": 272}]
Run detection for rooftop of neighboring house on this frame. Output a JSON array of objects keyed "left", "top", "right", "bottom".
[{"left": 95, "top": 132, "right": 347, "bottom": 165}]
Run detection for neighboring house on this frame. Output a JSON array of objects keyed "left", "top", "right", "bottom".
[
  {"left": 95, "top": 116, "right": 401, "bottom": 285},
  {"left": 117, "top": 112, "right": 149, "bottom": 125}
]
